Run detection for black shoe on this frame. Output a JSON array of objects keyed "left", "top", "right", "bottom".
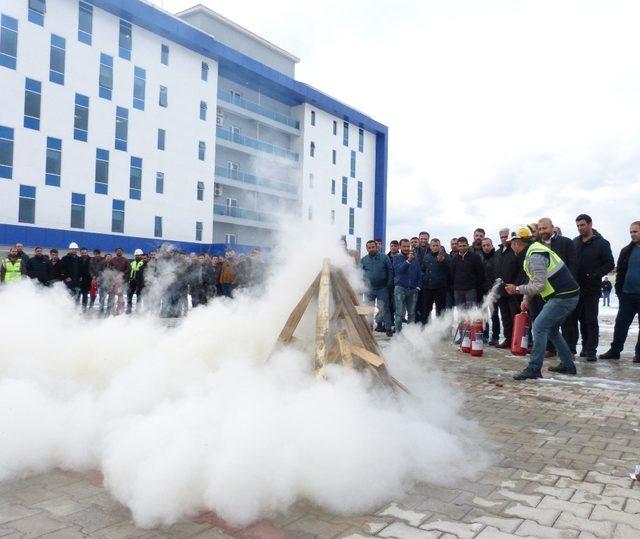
[
  {"left": 489, "top": 340, "right": 499, "bottom": 346},
  {"left": 497, "top": 341, "right": 511, "bottom": 349},
  {"left": 585, "top": 355, "right": 597, "bottom": 362},
  {"left": 386, "top": 330, "right": 394, "bottom": 337},
  {"left": 513, "top": 367, "right": 543, "bottom": 381},
  {"left": 634, "top": 355, "right": 640, "bottom": 363},
  {"left": 599, "top": 349, "right": 620, "bottom": 360},
  {"left": 374, "top": 324, "right": 385, "bottom": 333},
  {"left": 579, "top": 351, "right": 587, "bottom": 358},
  {"left": 548, "top": 364, "right": 577, "bottom": 375}
]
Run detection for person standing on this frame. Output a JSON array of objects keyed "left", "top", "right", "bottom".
[
  {"left": 565, "top": 214, "right": 614, "bottom": 361},
  {"left": 386, "top": 240, "right": 399, "bottom": 324},
  {"left": 601, "top": 277, "right": 612, "bottom": 307},
  {"left": 470, "top": 228, "right": 485, "bottom": 255},
  {"left": 26, "top": 247, "right": 49, "bottom": 285},
  {"left": 78, "top": 247, "right": 92, "bottom": 309},
  {"left": 414, "top": 231, "right": 430, "bottom": 324},
  {"left": 59, "top": 243, "right": 82, "bottom": 297},
  {"left": 505, "top": 226, "right": 580, "bottom": 380},
  {"left": 220, "top": 249, "right": 238, "bottom": 298},
  {"left": 496, "top": 228, "right": 519, "bottom": 348},
  {"left": 89, "top": 249, "right": 106, "bottom": 312},
  {"left": 109, "top": 247, "right": 131, "bottom": 315},
  {"left": 392, "top": 239, "right": 422, "bottom": 333},
  {"left": 45, "top": 249, "right": 63, "bottom": 285},
  {"left": 362, "top": 240, "right": 394, "bottom": 337},
  {"left": 420, "top": 238, "right": 450, "bottom": 324},
  {"left": 451, "top": 236, "right": 484, "bottom": 309},
  {"left": 126, "top": 249, "right": 145, "bottom": 313},
  {"left": 600, "top": 221, "right": 640, "bottom": 363},
  {"left": 15, "top": 243, "right": 29, "bottom": 264},
  {"left": 480, "top": 238, "right": 501, "bottom": 345},
  {"left": 1, "top": 247, "right": 26, "bottom": 283}
]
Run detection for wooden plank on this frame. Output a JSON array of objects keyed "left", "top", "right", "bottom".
[
  {"left": 314, "top": 259, "right": 332, "bottom": 369},
  {"left": 275, "top": 273, "right": 320, "bottom": 345},
  {"left": 326, "top": 342, "right": 340, "bottom": 364},
  {"left": 335, "top": 329, "right": 353, "bottom": 368},
  {"left": 351, "top": 345, "right": 384, "bottom": 367},
  {"left": 355, "top": 305, "right": 375, "bottom": 315}
]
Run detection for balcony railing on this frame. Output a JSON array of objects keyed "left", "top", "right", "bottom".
[
  {"left": 215, "top": 165, "right": 297, "bottom": 195},
  {"left": 213, "top": 204, "right": 279, "bottom": 224},
  {"left": 218, "top": 90, "right": 300, "bottom": 130},
  {"left": 216, "top": 127, "right": 299, "bottom": 162}
]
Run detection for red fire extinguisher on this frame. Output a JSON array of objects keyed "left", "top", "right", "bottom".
[
  {"left": 89, "top": 277, "right": 97, "bottom": 302},
  {"left": 460, "top": 321, "right": 471, "bottom": 353},
  {"left": 470, "top": 320, "right": 484, "bottom": 357},
  {"left": 511, "top": 307, "right": 531, "bottom": 356}
]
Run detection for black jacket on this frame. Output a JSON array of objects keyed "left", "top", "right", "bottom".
[
  {"left": 46, "top": 259, "right": 63, "bottom": 284},
  {"left": 496, "top": 244, "right": 520, "bottom": 293},
  {"left": 421, "top": 250, "right": 451, "bottom": 290},
  {"left": 614, "top": 242, "right": 640, "bottom": 295},
  {"left": 481, "top": 249, "right": 498, "bottom": 293},
  {"left": 547, "top": 235, "right": 578, "bottom": 277},
  {"left": 26, "top": 255, "right": 49, "bottom": 284},
  {"left": 59, "top": 253, "right": 82, "bottom": 288},
  {"left": 451, "top": 251, "right": 484, "bottom": 292},
  {"left": 573, "top": 230, "right": 615, "bottom": 290}
]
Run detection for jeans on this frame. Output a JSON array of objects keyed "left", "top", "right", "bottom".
[
  {"left": 565, "top": 288, "right": 600, "bottom": 355},
  {"left": 422, "top": 288, "right": 447, "bottom": 324},
  {"left": 529, "top": 295, "right": 579, "bottom": 372},
  {"left": 394, "top": 286, "right": 418, "bottom": 333},
  {"left": 610, "top": 293, "right": 640, "bottom": 356},
  {"left": 367, "top": 287, "right": 392, "bottom": 330},
  {"left": 602, "top": 292, "right": 610, "bottom": 307}
]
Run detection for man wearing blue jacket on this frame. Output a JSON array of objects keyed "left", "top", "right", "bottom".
[
  {"left": 393, "top": 238, "right": 422, "bottom": 333},
  {"left": 361, "top": 240, "right": 394, "bottom": 337}
]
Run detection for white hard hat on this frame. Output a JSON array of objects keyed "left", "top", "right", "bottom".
[
  {"left": 68, "top": 242, "right": 79, "bottom": 249},
  {"left": 134, "top": 248, "right": 144, "bottom": 255}
]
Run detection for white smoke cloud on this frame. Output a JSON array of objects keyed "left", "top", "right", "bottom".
[{"left": 0, "top": 225, "right": 488, "bottom": 528}]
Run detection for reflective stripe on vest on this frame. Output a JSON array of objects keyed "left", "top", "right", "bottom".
[
  {"left": 130, "top": 260, "right": 144, "bottom": 279},
  {"left": 524, "top": 242, "right": 579, "bottom": 300},
  {"left": 2, "top": 259, "right": 22, "bottom": 282}
]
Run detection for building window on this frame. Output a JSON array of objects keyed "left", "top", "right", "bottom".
[
  {"left": 0, "top": 15, "right": 18, "bottom": 70},
  {"left": 157, "top": 128, "right": 165, "bottom": 150},
  {"left": 308, "top": 206, "right": 313, "bottom": 221},
  {"left": 356, "top": 237, "right": 362, "bottom": 253},
  {"left": 309, "top": 173, "right": 314, "bottom": 188},
  {"left": 112, "top": 199, "right": 125, "bottom": 233},
  {"left": 129, "top": 156, "right": 142, "bottom": 200},
  {"left": 197, "top": 181, "right": 204, "bottom": 201},
  {"left": 115, "top": 107, "right": 128, "bottom": 151},
  {"left": 159, "top": 85, "right": 168, "bottom": 107},
  {"left": 45, "top": 137, "right": 62, "bottom": 186},
  {"left": 24, "top": 78, "right": 41, "bottom": 131},
  {"left": 330, "top": 210, "right": 335, "bottom": 224},
  {"left": 332, "top": 149, "right": 336, "bottom": 165},
  {"left": 331, "top": 179, "right": 335, "bottom": 195},
  {"left": 49, "top": 34, "right": 65, "bottom": 85},
  {"left": 195, "top": 221, "right": 203, "bottom": 241},
  {"left": 95, "top": 148, "right": 109, "bottom": 194},
  {"left": 70, "top": 193, "right": 85, "bottom": 229},
  {"left": 228, "top": 161, "right": 239, "bottom": 176},
  {"left": 350, "top": 150, "right": 356, "bottom": 178},
  {"left": 74, "top": 93, "right": 89, "bottom": 141},
  {"left": 310, "top": 110, "right": 316, "bottom": 126},
  {"left": 201, "top": 61, "right": 209, "bottom": 81},
  {"left": 154, "top": 216, "right": 162, "bottom": 238},
  {"left": 155, "top": 171, "right": 164, "bottom": 194},
  {"left": 198, "top": 141, "right": 205, "bottom": 161},
  {"left": 343, "top": 121, "right": 349, "bottom": 146},
  {"left": 200, "top": 100, "right": 207, "bottom": 120},
  {"left": 28, "top": 0, "right": 45, "bottom": 26},
  {"left": 99, "top": 53, "right": 113, "bottom": 100},
  {"left": 341, "top": 176, "right": 348, "bottom": 205},
  {"left": 160, "top": 44, "right": 169, "bottom": 65},
  {"left": 310, "top": 141, "right": 315, "bottom": 157},
  {"left": 78, "top": 1, "right": 93, "bottom": 45},
  {"left": 349, "top": 207, "right": 355, "bottom": 235},
  {"left": 133, "top": 66, "right": 146, "bottom": 110},
  {"left": 0, "top": 125, "right": 14, "bottom": 179},
  {"left": 18, "top": 185, "right": 36, "bottom": 224},
  {"left": 225, "top": 233, "right": 236, "bottom": 244},
  {"left": 358, "top": 128, "right": 364, "bottom": 152},
  {"left": 119, "top": 19, "right": 132, "bottom": 60},
  {"left": 357, "top": 180, "right": 363, "bottom": 208},
  {"left": 332, "top": 120, "right": 337, "bottom": 136}
]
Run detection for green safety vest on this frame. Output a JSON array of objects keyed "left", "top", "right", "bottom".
[
  {"left": 523, "top": 242, "right": 579, "bottom": 301},
  {"left": 2, "top": 258, "right": 22, "bottom": 283},
  {"left": 130, "top": 259, "right": 144, "bottom": 279}
]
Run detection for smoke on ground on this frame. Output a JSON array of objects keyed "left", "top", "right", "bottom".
[{"left": 0, "top": 224, "right": 489, "bottom": 528}]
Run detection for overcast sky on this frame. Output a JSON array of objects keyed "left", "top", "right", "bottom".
[{"left": 152, "top": 0, "right": 640, "bottom": 255}]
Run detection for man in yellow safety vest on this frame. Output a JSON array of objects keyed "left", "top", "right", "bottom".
[{"left": 1, "top": 247, "right": 26, "bottom": 283}]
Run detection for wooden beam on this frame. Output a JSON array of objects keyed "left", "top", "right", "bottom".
[
  {"left": 275, "top": 273, "right": 320, "bottom": 345},
  {"left": 314, "top": 259, "right": 332, "bottom": 369},
  {"left": 355, "top": 305, "right": 375, "bottom": 316},
  {"left": 351, "top": 345, "right": 384, "bottom": 367},
  {"left": 335, "top": 329, "right": 353, "bottom": 368}
]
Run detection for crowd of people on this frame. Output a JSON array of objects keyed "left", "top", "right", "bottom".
[
  {"left": 360, "top": 215, "right": 640, "bottom": 379},
  {"left": 0, "top": 242, "right": 265, "bottom": 317}
]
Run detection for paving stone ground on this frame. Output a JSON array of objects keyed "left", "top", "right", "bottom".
[{"left": 1, "top": 312, "right": 639, "bottom": 538}]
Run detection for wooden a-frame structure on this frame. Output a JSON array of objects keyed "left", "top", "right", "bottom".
[{"left": 274, "top": 259, "right": 408, "bottom": 393}]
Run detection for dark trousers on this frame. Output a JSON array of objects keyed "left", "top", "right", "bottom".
[
  {"left": 127, "top": 280, "right": 140, "bottom": 309},
  {"left": 387, "top": 284, "right": 395, "bottom": 320},
  {"left": 565, "top": 288, "right": 600, "bottom": 355},
  {"left": 222, "top": 283, "right": 236, "bottom": 298},
  {"left": 610, "top": 293, "right": 640, "bottom": 356},
  {"left": 415, "top": 288, "right": 425, "bottom": 324},
  {"left": 422, "top": 287, "right": 447, "bottom": 324},
  {"left": 498, "top": 295, "right": 519, "bottom": 344},
  {"left": 484, "top": 300, "right": 500, "bottom": 342}
]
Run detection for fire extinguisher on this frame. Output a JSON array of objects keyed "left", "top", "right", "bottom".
[
  {"left": 89, "top": 277, "right": 97, "bottom": 302},
  {"left": 511, "top": 307, "right": 531, "bottom": 356},
  {"left": 460, "top": 321, "right": 471, "bottom": 353},
  {"left": 470, "top": 320, "right": 484, "bottom": 357}
]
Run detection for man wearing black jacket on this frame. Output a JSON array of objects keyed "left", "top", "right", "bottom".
[
  {"left": 59, "top": 242, "right": 83, "bottom": 297},
  {"left": 496, "top": 228, "right": 520, "bottom": 347},
  {"left": 565, "top": 214, "right": 615, "bottom": 361},
  {"left": 600, "top": 221, "right": 640, "bottom": 362},
  {"left": 451, "top": 236, "right": 484, "bottom": 308},
  {"left": 26, "top": 247, "right": 49, "bottom": 284},
  {"left": 481, "top": 238, "right": 501, "bottom": 344}
]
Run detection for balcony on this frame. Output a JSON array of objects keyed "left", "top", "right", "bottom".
[
  {"left": 218, "top": 90, "right": 300, "bottom": 130},
  {"left": 213, "top": 204, "right": 280, "bottom": 228},
  {"left": 215, "top": 165, "right": 297, "bottom": 197},
  {"left": 216, "top": 127, "right": 299, "bottom": 163}
]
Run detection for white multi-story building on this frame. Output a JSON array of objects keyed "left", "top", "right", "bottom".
[{"left": 0, "top": 0, "right": 388, "bottom": 254}]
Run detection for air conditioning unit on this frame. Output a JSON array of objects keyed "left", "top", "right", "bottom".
[{"left": 214, "top": 184, "right": 222, "bottom": 197}]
